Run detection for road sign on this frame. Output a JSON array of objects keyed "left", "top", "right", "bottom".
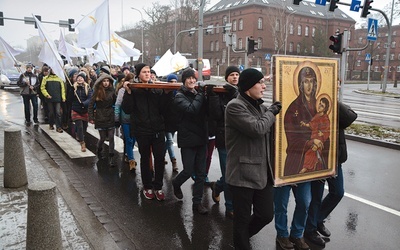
[
  {"left": 365, "top": 53, "right": 371, "bottom": 62},
  {"left": 265, "top": 54, "right": 271, "bottom": 61},
  {"left": 350, "top": 0, "right": 361, "bottom": 12},
  {"left": 315, "top": 0, "right": 327, "bottom": 6},
  {"left": 239, "top": 65, "right": 244, "bottom": 71},
  {"left": 367, "top": 18, "right": 378, "bottom": 41}
]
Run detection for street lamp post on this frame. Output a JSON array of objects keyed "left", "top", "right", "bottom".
[
  {"left": 284, "top": 10, "right": 297, "bottom": 55},
  {"left": 131, "top": 7, "right": 144, "bottom": 63}
]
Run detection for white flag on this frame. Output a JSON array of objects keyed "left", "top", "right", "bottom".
[
  {"left": 152, "top": 50, "right": 188, "bottom": 77},
  {"left": 0, "top": 36, "right": 23, "bottom": 70},
  {"left": 97, "top": 32, "right": 141, "bottom": 65},
  {"left": 74, "top": 0, "right": 110, "bottom": 48},
  {"left": 58, "top": 30, "right": 86, "bottom": 63},
  {"left": 34, "top": 15, "right": 65, "bottom": 81}
]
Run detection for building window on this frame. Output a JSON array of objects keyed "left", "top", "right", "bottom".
[
  {"left": 311, "top": 45, "right": 315, "bottom": 54},
  {"left": 312, "top": 27, "right": 316, "bottom": 37},
  {"left": 258, "top": 17, "right": 263, "bottom": 29},
  {"left": 297, "top": 25, "right": 302, "bottom": 36},
  {"left": 383, "top": 55, "right": 386, "bottom": 61},
  {"left": 223, "top": 15, "right": 228, "bottom": 25},
  {"left": 374, "top": 66, "right": 379, "bottom": 72},
  {"left": 239, "top": 19, "right": 243, "bottom": 30},
  {"left": 305, "top": 26, "right": 309, "bottom": 36},
  {"left": 392, "top": 41, "right": 396, "bottom": 48},
  {"left": 232, "top": 20, "right": 237, "bottom": 31},
  {"left": 357, "top": 60, "right": 361, "bottom": 66},
  {"left": 289, "top": 42, "right": 293, "bottom": 52},
  {"left": 297, "top": 43, "right": 300, "bottom": 53},
  {"left": 358, "top": 37, "right": 363, "bottom": 44},
  {"left": 275, "top": 20, "right": 280, "bottom": 31},
  {"left": 393, "top": 31, "right": 397, "bottom": 36},
  {"left": 257, "top": 57, "right": 261, "bottom": 67},
  {"left": 390, "top": 54, "right": 394, "bottom": 60},
  {"left": 377, "top": 42, "right": 380, "bottom": 49},
  {"left": 238, "top": 58, "right": 242, "bottom": 66},
  {"left": 397, "top": 66, "right": 400, "bottom": 72},
  {"left": 238, "top": 38, "right": 243, "bottom": 49},
  {"left": 257, "top": 37, "right": 262, "bottom": 49},
  {"left": 398, "top": 54, "right": 400, "bottom": 60},
  {"left": 216, "top": 41, "right": 219, "bottom": 51},
  {"left": 357, "top": 51, "right": 361, "bottom": 56},
  {"left": 376, "top": 55, "right": 380, "bottom": 61},
  {"left": 210, "top": 41, "right": 214, "bottom": 52},
  {"left": 289, "top": 24, "right": 294, "bottom": 35},
  {"left": 216, "top": 23, "right": 220, "bottom": 34}
]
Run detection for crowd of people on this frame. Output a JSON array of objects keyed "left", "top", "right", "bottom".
[{"left": 16, "top": 61, "right": 357, "bottom": 250}]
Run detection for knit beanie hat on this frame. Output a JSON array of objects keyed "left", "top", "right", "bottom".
[
  {"left": 77, "top": 72, "right": 87, "bottom": 81},
  {"left": 238, "top": 68, "right": 264, "bottom": 93},
  {"left": 121, "top": 66, "right": 130, "bottom": 72},
  {"left": 225, "top": 66, "right": 240, "bottom": 81},
  {"left": 100, "top": 65, "right": 110, "bottom": 75},
  {"left": 166, "top": 73, "right": 178, "bottom": 82},
  {"left": 181, "top": 68, "right": 196, "bottom": 84},
  {"left": 134, "top": 63, "right": 148, "bottom": 75},
  {"left": 68, "top": 68, "right": 79, "bottom": 78}
]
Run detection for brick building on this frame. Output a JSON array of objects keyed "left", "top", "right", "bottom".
[
  {"left": 203, "top": 0, "right": 355, "bottom": 75},
  {"left": 348, "top": 24, "right": 400, "bottom": 81}
]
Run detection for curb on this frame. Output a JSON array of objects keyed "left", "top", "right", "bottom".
[
  {"left": 353, "top": 90, "right": 400, "bottom": 99},
  {"left": 345, "top": 134, "right": 400, "bottom": 150}
]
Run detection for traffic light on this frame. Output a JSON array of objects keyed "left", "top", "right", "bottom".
[
  {"left": 68, "top": 19, "right": 75, "bottom": 32},
  {"left": 34, "top": 15, "right": 41, "bottom": 29},
  {"left": 361, "top": 0, "right": 373, "bottom": 18},
  {"left": 293, "top": 0, "right": 302, "bottom": 5},
  {"left": 329, "top": 33, "right": 342, "bottom": 54},
  {"left": 247, "top": 37, "right": 258, "bottom": 55},
  {"left": 0, "top": 12, "right": 4, "bottom": 26},
  {"left": 329, "top": 0, "right": 339, "bottom": 12}
]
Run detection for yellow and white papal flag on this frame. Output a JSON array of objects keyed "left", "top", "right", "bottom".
[
  {"left": 0, "top": 36, "right": 23, "bottom": 70},
  {"left": 74, "top": 0, "right": 110, "bottom": 48}
]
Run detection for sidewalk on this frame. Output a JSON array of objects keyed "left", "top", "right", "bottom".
[{"left": 0, "top": 120, "right": 118, "bottom": 249}]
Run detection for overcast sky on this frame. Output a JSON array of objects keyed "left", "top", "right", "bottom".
[{"left": 0, "top": 0, "right": 389, "bottom": 49}]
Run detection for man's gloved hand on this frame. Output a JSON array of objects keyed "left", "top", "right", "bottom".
[
  {"left": 197, "top": 81, "right": 206, "bottom": 93},
  {"left": 115, "top": 121, "right": 121, "bottom": 128},
  {"left": 205, "top": 85, "right": 216, "bottom": 96},
  {"left": 268, "top": 101, "right": 282, "bottom": 116}
]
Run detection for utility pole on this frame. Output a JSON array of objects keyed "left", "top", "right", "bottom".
[{"left": 197, "top": 0, "right": 205, "bottom": 81}]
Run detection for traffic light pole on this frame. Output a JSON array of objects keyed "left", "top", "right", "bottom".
[{"left": 339, "top": 30, "right": 349, "bottom": 102}]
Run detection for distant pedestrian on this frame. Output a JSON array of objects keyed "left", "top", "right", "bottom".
[
  {"left": 225, "top": 68, "right": 280, "bottom": 249},
  {"left": 172, "top": 68, "right": 209, "bottom": 215},
  {"left": 40, "top": 68, "right": 66, "bottom": 133},
  {"left": 304, "top": 102, "right": 357, "bottom": 247},
  {"left": 17, "top": 63, "right": 39, "bottom": 125},
  {"left": 37, "top": 65, "right": 50, "bottom": 123},
  {"left": 88, "top": 74, "right": 117, "bottom": 166}
]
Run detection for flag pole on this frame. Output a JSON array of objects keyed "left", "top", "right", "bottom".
[{"left": 107, "top": 0, "right": 112, "bottom": 66}]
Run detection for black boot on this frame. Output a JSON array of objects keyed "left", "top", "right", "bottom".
[
  {"left": 109, "top": 153, "right": 116, "bottom": 167},
  {"left": 97, "top": 148, "right": 104, "bottom": 159}
]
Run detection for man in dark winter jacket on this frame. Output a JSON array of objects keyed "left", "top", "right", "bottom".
[
  {"left": 17, "top": 64, "right": 39, "bottom": 125},
  {"left": 172, "top": 68, "right": 209, "bottom": 215},
  {"left": 207, "top": 65, "right": 240, "bottom": 219},
  {"left": 121, "top": 63, "right": 170, "bottom": 201},
  {"left": 304, "top": 102, "right": 357, "bottom": 247}
]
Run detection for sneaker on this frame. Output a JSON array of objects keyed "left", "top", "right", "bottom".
[
  {"left": 143, "top": 189, "right": 155, "bottom": 200},
  {"left": 210, "top": 182, "right": 220, "bottom": 203},
  {"left": 56, "top": 127, "right": 63, "bottom": 133},
  {"left": 49, "top": 125, "right": 55, "bottom": 130},
  {"left": 317, "top": 222, "right": 331, "bottom": 237},
  {"left": 192, "top": 204, "right": 208, "bottom": 215},
  {"left": 304, "top": 231, "right": 325, "bottom": 247},
  {"left": 172, "top": 180, "right": 183, "bottom": 199},
  {"left": 276, "top": 236, "right": 294, "bottom": 250},
  {"left": 289, "top": 236, "right": 310, "bottom": 250},
  {"left": 154, "top": 190, "right": 165, "bottom": 201}
]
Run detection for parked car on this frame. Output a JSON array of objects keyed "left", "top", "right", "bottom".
[{"left": 0, "top": 69, "right": 20, "bottom": 89}]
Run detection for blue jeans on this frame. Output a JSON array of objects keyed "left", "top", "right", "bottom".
[
  {"left": 214, "top": 147, "right": 233, "bottom": 212},
  {"left": 164, "top": 132, "right": 176, "bottom": 160},
  {"left": 274, "top": 182, "right": 311, "bottom": 238},
  {"left": 306, "top": 164, "right": 344, "bottom": 232},
  {"left": 122, "top": 123, "right": 135, "bottom": 161},
  {"left": 22, "top": 95, "right": 38, "bottom": 122}
]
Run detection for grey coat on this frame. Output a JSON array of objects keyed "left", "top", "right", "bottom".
[{"left": 225, "top": 94, "right": 275, "bottom": 189}]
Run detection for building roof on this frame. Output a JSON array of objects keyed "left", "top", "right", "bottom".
[{"left": 205, "top": 0, "right": 356, "bottom": 23}]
